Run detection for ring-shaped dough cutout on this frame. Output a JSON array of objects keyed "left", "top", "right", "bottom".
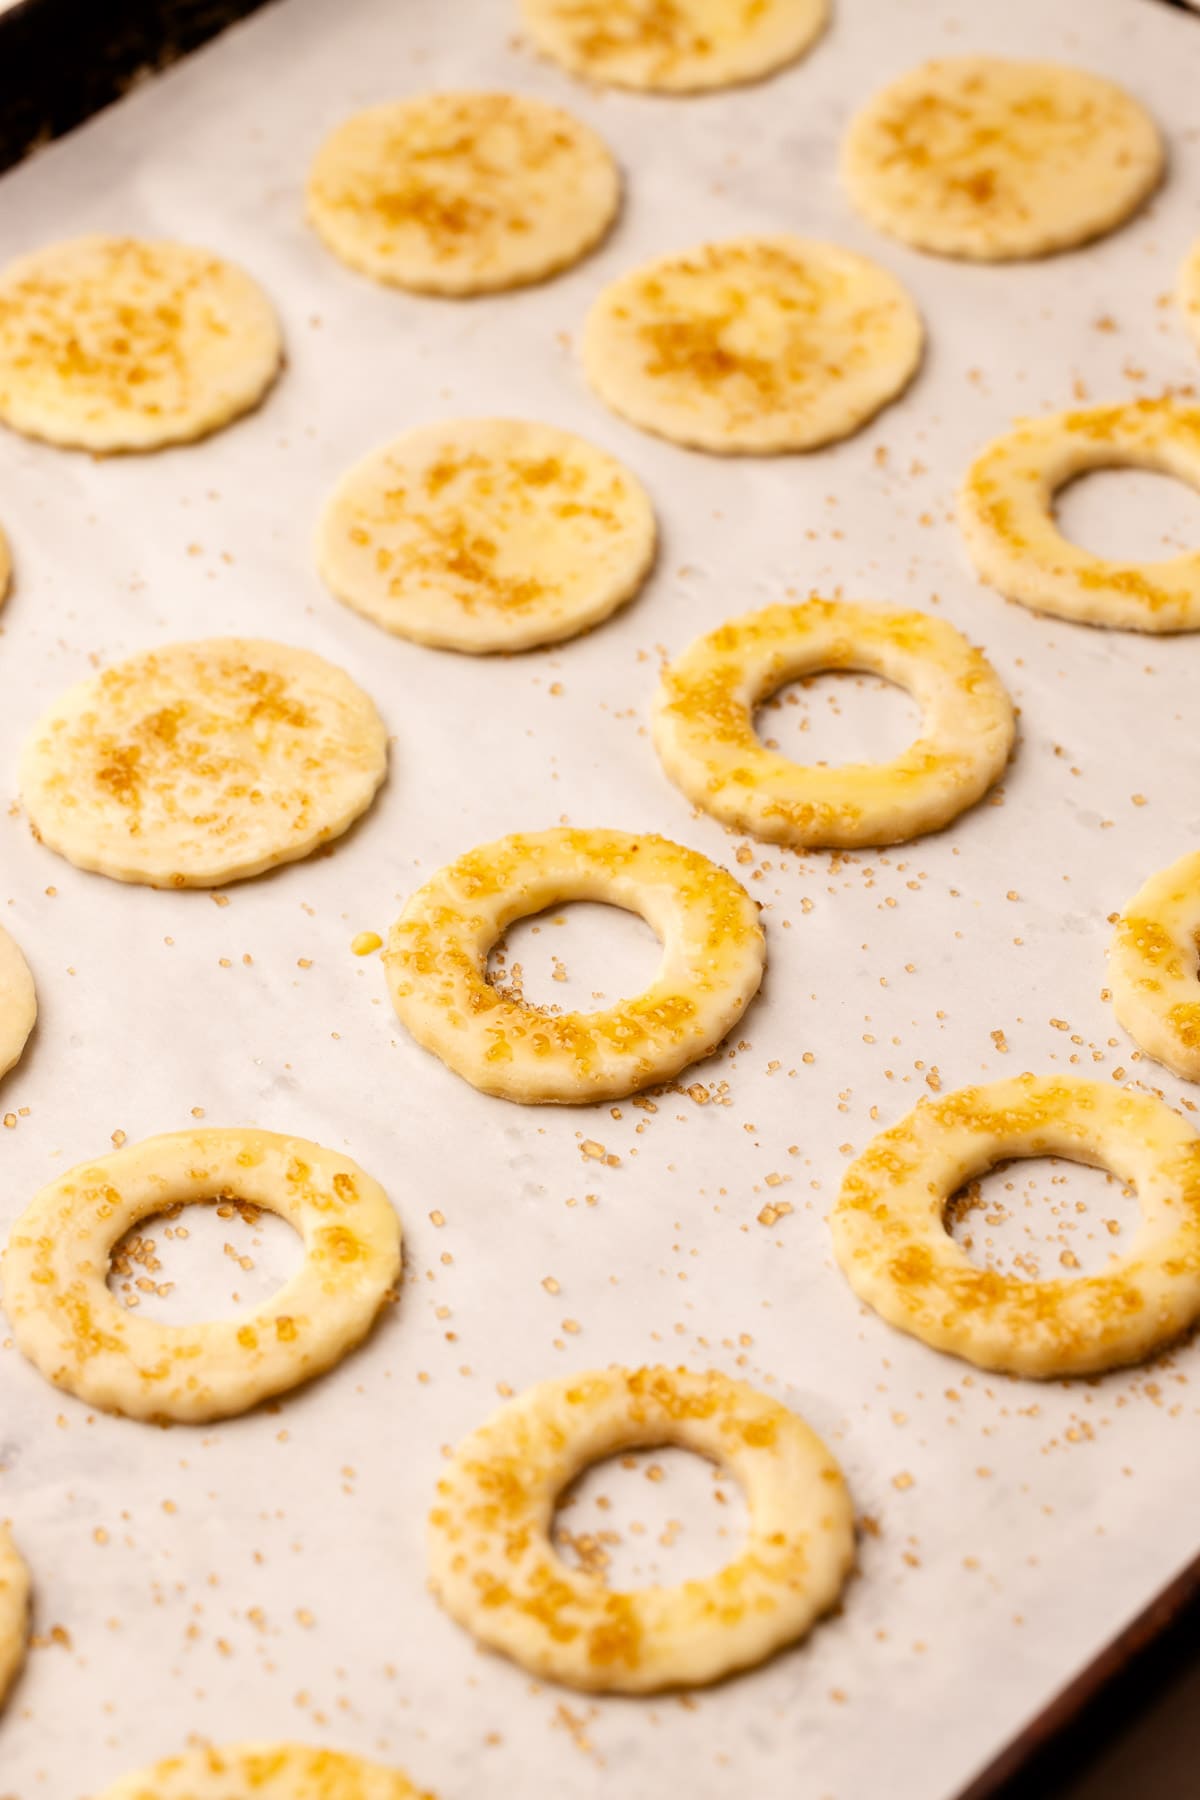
[
  {"left": 428, "top": 1364, "right": 854, "bottom": 1692},
  {"left": 1110, "top": 850, "right": 1200, "bottom": 1082},
  {"left": 386, "top": 827, "right": 764, "bottom": 1104},
  {"left": 0, "top": 236, "right": 282, "bottom": 452},
  {"left": 582, "top": 235, "right": 923, "bottom": 454},
  {"left": 0, "top": 1526, "right": 29, "bottom": 1709},
  {"left": 94, "top": 1744, "right": 434, "bottom": 1800},
  {"left": 307, "top": 92, "right": 619, "bottom": 295},
  {"left": 654, "top": 600, "right": 1014, "bottom": 847},
  {"left": 1, "top": 1129, "right": 402, "bottom": 1423},
  {"left": 842, "top": 58, "right": 1163, "bottom": 262},
  {"left": 1180, "top": 238, "right": 1200, "bottom": 356},
  {"left": 958, "top": 400, "right": 1200, "bottom": 631},
  {"left": 0, "top": 926, "right": 36, "bottom": 1083},
  {"left": 20, "top": 637, "right": 388, "bottom": 888},
  {"left": 316, "top": 419, "right": 657, "bottom": 652},
  {"left": 519, "top": 0, "right": 829, "bottom": 94},
  {"left": 831, "top": 1074, "right": 1200, "bottom": 1378}
]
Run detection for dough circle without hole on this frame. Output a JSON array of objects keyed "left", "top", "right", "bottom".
[
  {"left": 582, "top": 235, "right": 922, "bottom": 454},
  {"left": 652, "top": 599, "right": 1014, "bottom": 847},
  {"left": 317, "top": 418, "right": 656, "bottom": 652},
  {"left": 1110, "top": 850, "right": 1200, "bottom": 1083},
  {"left": 0, "top": 925, "right": 36, "bottom": 1083},
  {"left": 1, "top": 1129, "right": 402, "bottom": 1423},
  {"left": 958, "top": 400, "right": 1200, "bottom": 631},
  {"left": 831, "top": 1074, "right": 1200, "bottom": 1378},
  {"left": 0, "top": 1526, "right": 29, "bottom": 1710},
  {"left": 842, "top": 57, "right": 1163, "bottom": 261},
  {"left": 519, "top": 0, "right": 829, "bottom": 94},
  {"left": 1179, "top": 238, "right": 1200, "bottom": 355},
  {"left": 307, "top": 91, "right": 619, "bottom": 295},
  {"left": 0, "top": 235, "right": 282, "bottom": 451},
  {"left": 428, "top": 1363, "right": 854, "bottom": 1692},
  {"left": 20, "top": 637, "right": 388, "bottom": 887},
  {"left": 385, "top": 827, "right": 764, "bottom": 1104},
  {"left": 93, "top": 1743, "right": 434, "bottom": 1800}
]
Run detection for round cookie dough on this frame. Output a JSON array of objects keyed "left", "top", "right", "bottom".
[
  {"left": 842, "top": 58, "right": 1163, "bottom": 262},
  {"left": 307, "top": 91, "right": 619, "bottom": 295},
  {"left": 653, "top": 599, "right": 1014, "bottom": 847},
  {"left": 386, "top": 826, "right": 765, "bottom": 1103},
  {"left": 2, "top": 1129, "right": 402, "bottom": 1423},
  {"left": 0, "top": 926, "right": 36, "bottom": 1083},
  {"left": 832, "top": 1074, "right": 1200, "bottom": 1377},
  {"left": 958, "top": 399, "right": 1200, "bottom": 632},
  {"left": 1180, "top": 237, "right": 1200, "bottom": 355},
  {"left": 94, "top": 1743, "right": 433, "bottom": 1800},
  {"left": 20, "top": 637, "right": 388, "bottom": 888},
  {"left": 519, "top": 0, "right": 829, "bottom": 94},
  {"left": 0, "top": 235, "right": 282, "bottom": 452},
  {"left": 0, "top": 1526, "right": 29, "bottom": 1710},
  {"left": 1110, "top": 849, "right": 1200, "bottom": 1082},
  {"left": 428, "top": 1364, "right": 854, "bottom": 1692},
  {"left": 582, "top": 235, "right": 923, "bottom": 453},
  {"left": 317, "top": 418, "right": 657, "bottom": 652}
]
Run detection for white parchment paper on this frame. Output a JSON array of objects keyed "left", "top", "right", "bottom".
[{"left": 2, "top": 0, "right": 1200, "bottom": 1794}]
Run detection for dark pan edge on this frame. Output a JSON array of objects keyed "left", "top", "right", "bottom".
[
  {"left": 955, "top": 1549, "right": 1200, "bottom": 1800},
  {"left": 0, "top": 0, "right": 277, "bottom": 175}
]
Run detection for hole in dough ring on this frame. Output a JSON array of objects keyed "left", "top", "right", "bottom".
[
  {"left": 0, "top": 1526, "right": 29, "bottom": 1711},
  {"left": 0, "top": 925, "right": 36, "bottom": 1083},
  {"left": 307, "top": 92, "right": 619, "bottom": 296},
  {"left": 0, "top": 235, "right": 282, "bottom": 453},
  {"left": 1180, "top": 238, "right": 1200, "bottom": 356},
  {"left": 428, "top": 1364, "right": 854, "bottom": 1693},
  {"left": 652, "top": 599, "right": 1014, "bottom": 848},
  {"left": 831, "top": 1074, "right": 1200, "bottom": 1378},
  {"left": 582, "top": 235, "right": 923, "bottom": 455},
  {"left": 958, "top": 400, "right": 1200, "bottom": 632},
  {"left": 316, "top": 418, "right": 657, "bottom": 653},
  {"left": 93, "top": 1743, "right": 434, "bottom": 1800},
  {"left": 519, "top": 0, "right": 829, "bottom": 95},
  {"left": 1110, "top": 849, "right": 1200, "bottom": 1082},
  {"left": 385, "top": 827, "right": 765, "bottom": 1104},
  {"left": 0, "top": 1129, "right": 402, "bottom": 1423}
]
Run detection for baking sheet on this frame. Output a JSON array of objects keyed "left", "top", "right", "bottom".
[{"left": 2, "top": 0, "right": 1200, "bottom": 1794}]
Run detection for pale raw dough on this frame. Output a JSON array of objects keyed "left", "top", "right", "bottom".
[
  {"left": 0, "top": 235, "right": 282, "bottom": 451},
  {"left": 428, "top": 1364, "right": 854, "bottom": 1692},
  {"left": 582, "top": 235, "right": 922, "bottom": 453},
  {"left": 317, "top": 418, "right": 657, "bottom": 652},
  {"left": 0, "top": 925, "right": 36, "bottom": 1083},
  {"left": 1179, "top": 237, "right": 1200, "bottom": 355},
  {"left": 94, "top": 1743, "right": 433, "bottom": 1800},
  {"left": 307, "top": 92, "right": 619, "bottom": 295},
  {"left": 958, "top": 399, "right": 1200, "bottom": 632},
  {"left": 842, "top": 58, "right": 1163, "bottom": 262},
  {"left": 832, "top": 1075, "right": 1200, "bottom": 1378},
  {"left": 0, "top": 1525, "right": 29, "bottom": 1710},
  {"left": 386, "top": 826, "right": 765, "bottom": 1103},
  {"left": 520, "top": 0, "right": 829, "bottom": 94},
  {"left": 2, "top": 1129, "right": 402, "bottom": 1424},
  {"left": 1110, "top": 849, "right": 1200, "bottom": 1083},
  {"left": 20, "top": 637, "right": 388, "bottom": 888},
  {"left": 653, "top": 599, "right": 1014, "bottom": 846}
]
